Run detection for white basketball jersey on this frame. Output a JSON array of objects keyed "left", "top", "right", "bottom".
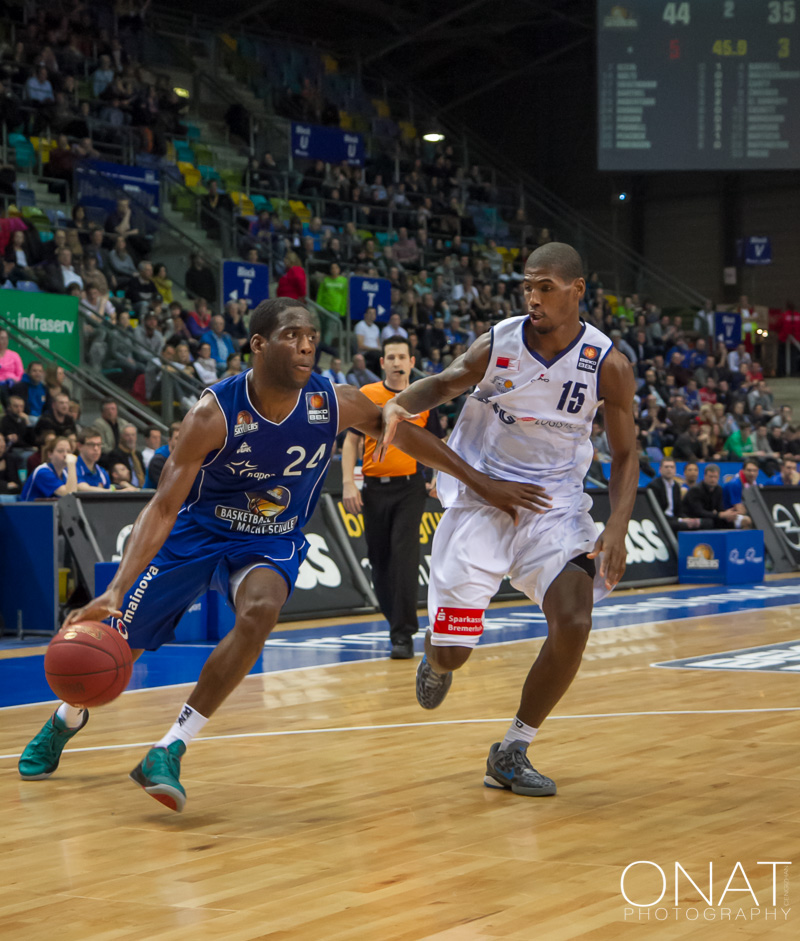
[{"left": 438, "top": 316, "right": 614, "bottom": 509}]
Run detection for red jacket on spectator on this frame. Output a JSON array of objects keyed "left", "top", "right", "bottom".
[
  {"left": 277, "top": 265, "right": 307, "bottom": 301},
  {"left": 778, "top": 308, "right": 800, "bottom": 344}
]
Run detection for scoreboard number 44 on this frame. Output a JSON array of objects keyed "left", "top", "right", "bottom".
[{"left": 663, "top": 2, "right": 796, "bottom": 24}]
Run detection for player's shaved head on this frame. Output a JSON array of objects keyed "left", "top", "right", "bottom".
[
  {"left": 525, "top": 242, "right": 584, "bottom": 282},
  {"left": 249, "top": 298, "right": 310, "bottom": 340}
]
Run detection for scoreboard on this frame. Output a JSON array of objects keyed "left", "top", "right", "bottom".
[{"left": 597, "top": 2, "right": 800, "bottom": 170}]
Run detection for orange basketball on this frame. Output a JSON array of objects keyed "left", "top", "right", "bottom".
[{"left": 44, "top": 621, "right": 133, "bottom": 708}]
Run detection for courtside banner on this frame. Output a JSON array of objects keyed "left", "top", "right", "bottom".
[
  {"left": 72, "top": 493, "right": 373, "bottom": 620},
  {"left": 334, "top": 493, "right": 523, "bottom": 605},
  {"left": 589, "top": 489, "right": 678, "bottom": 586},
  {"left": 758, "top": 486, "right": 800, "bottom": 566}
]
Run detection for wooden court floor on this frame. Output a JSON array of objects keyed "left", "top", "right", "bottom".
[{"left": 0, "top": 599, "right": 798, "bottom": 940}]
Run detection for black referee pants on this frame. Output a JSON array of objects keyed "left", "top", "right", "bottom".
[{"left": 362, "top": 474, "right": 427, "bottom": 644}]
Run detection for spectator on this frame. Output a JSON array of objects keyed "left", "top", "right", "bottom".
[
  {"left": 109, "top": 461, "right": 138, "bottom": 491},
  {"left": 724, "top": 421, "right": 755, "bottom": 461},
  {"left": 681, "top": 461, "right": 700, "bottom": 495},
  {"left": 200, "top": 180, "right": 233, "bottom": 241},
  {"left": 91, "top": 54, "right": 115, "bottom": 97},
  {"left": 381, "top": 312, "right": 408, "bottom": 343},
  {"left": 322, "top": 357, "right": 346, "bottom": 385},
  {"left": 46, "top": 248, "right": 83, "bottom": 294},
  {"left": 126, "top": 261, "right": 162, "bottom": 317},
  {"left": 0, "top": 327, "right": 23, "bottom": 387},
  {"left": 108, "top": 236, "right": 138, "bottom": 289},
  {"left": 133, "top": 310, "right": 165, "bottom": 358},
  {"left": 0, "top": 394, "right": 33, "bottom": 450},
  {"left": 276, "top": 253, "right": 307, "bottom": 301},
  {"left": 0, "top": 432, "right": 21, "bottom": 495},
  {"left": 315, "top": 262, "right": 348, "bottom": 337},
  {"left": 11, "top": 360, "right": 50, "bottom": 421},
  {"left": 672, "top": 421, "right": 704, "bottom": 462},
  {"left": 610, "top": 329, "right": 637, "bottom": 365},
  {"left": 193, "top": 342, "right": 219, "bottom": 386},
  {"left": 186, "top": 297, "right": 213, "bottom": 341},
  {"left": 141, "top": 426, "right": 162, "bottom": 469},
  {"left": 34, "top": 391, "right": 76, "bottom": 439},
  {"left": 683, "top": 463, "right": 742, "bottom": 529},
  {"left": 75, "top": 429, "right": 111, "bottom": 491},
  {"left": 144, "top": 421, "right": 180, "bottom": 488},
  {"left": 20, "top": 436, "right": 77, "bottom": 500},
  {"left": 221, "top": 353, "right": 243, "bottom": 378},
  {"left": 91, "top": 398, "right": 122, "bottom": 454},
  {"left": 769, "top": 456, "right": 799, "bottom": 486},
  {"left": 106, "top": 423, "right": 145, "bottom": 487},
  {"left": 346, "top": 352, "right": 379, "bottom": 388},
  {"left": 354, "top": 306, "right": 381, "bottom": 372},
  {"left": 107, "top": 310, "right": 146, "bottom": 389},
  {"left": 223, "top": 300, "right": 248, "bottom": 352},
  {"left": 722, "top": 458, "right": 760, "bottom": 517},
  {"left": 201, "top": 315, "right": 236, "bottom": 369},
  {"left": 105, "top": 197, "right": 148, "bottom": 259},
  {"left": 184, "top": 253, "right": 217, "bottom": 304},
  {"left": 393, "top": 226, "right": 420, "bottom": 269},
  {"left": 151, "top": 263, "right": 174, "bottom": 306}
]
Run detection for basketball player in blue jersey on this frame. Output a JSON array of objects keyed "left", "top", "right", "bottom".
[
  {"left": 18, "top": 298, "right": 549, "bottom": 811},
  {"left": 379, "top": 243, "right": 639, "bottom": 797}
]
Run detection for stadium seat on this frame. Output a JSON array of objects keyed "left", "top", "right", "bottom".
[
  {"left": 13, "top": 183, "right": 36, "bottom": 207},
  {"left": 198, "top": 164, "right": 221, "bottom": 183},
  {"left": 250, "top": 194, "right": 271, "bottom": 212},
  {"left": 230, "top": 191, "right": 255, "bottom": 215},
  {"left": 289, "top": 199, "right": 311, "bottom": 222},
  {"left": 185, "top": 124, "right": 201, "bottom": 140}
]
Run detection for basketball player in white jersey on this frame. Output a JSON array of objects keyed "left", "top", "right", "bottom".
[{"left": 379, "top": 243, "right": 638, "bottom": 796}]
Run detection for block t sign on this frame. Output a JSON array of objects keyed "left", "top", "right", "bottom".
[{"left": 348, "top": 275, "right": 391, "bottom": 323}]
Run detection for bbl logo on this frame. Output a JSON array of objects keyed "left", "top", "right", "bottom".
[
  {"left": 245, "top": 485, "right": 291, "bottom": 520},
  {"left": 577, "top": 344, "right": 600, "bottom": 373},
  {"left": 234, "top": 409, "right": 259, "bottom": 437},
  {"left": 306, "top": 390, "right": 330, "bottom": 423},
  {"left": 686, "top": 543, "right": 719, "bottom": 570}
]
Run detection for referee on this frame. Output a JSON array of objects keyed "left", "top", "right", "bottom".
[{"left": 342, "top": 337, "right": 441, "bottom": 659}]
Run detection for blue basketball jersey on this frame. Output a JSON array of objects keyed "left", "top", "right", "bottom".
[{"left": 180, "top": 370, "right": 339, "bottom": 540}]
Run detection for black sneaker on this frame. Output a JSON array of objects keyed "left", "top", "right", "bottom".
[
  {"left": 390, "top": 638, "right": 414, "bottom": 659},
  {"left": 484, "top": 741, "right": 557, "bottom": 796},
  {"left": 415, "top": 654, "right": 452, "bottom": 709}
]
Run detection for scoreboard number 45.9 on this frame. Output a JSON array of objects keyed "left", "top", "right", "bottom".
[{"left": 663, "top": 2, "right": 796, "bottom": 24}]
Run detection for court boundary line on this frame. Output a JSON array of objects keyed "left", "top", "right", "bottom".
[{"left": 2, "top": 706, "right": 800, "bottom": 762}]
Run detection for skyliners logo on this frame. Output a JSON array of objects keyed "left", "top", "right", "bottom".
[{"left": 621, "top": 860, "right": 791, "bottom": 922}]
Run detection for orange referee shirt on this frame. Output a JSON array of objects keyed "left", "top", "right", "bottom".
[{"left": 359, "top": 381, "right": 429, "bottom": 477}]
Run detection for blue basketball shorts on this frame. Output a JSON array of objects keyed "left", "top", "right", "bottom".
[{"left": 113, "top": 514, "right": 307, "bottom": 651}]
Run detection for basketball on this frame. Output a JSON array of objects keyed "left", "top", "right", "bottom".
[{"left": 44, "top": 621, "right": 133, "bottom": 708}]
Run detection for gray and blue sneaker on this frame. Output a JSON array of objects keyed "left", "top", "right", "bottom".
[
  {"left": 484, "top": 741, "right": 557, "bottom": 796},
  {"left": 415, "top": 654, "right": 453, "bottom": 709}
]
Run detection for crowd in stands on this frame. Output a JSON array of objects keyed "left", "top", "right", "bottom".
[{"left": 0, "top": 0, "right": 799, "bottom": 517}]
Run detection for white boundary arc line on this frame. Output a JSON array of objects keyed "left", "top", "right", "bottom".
[{"left": 2, "top": 707, "right": 800, "bottom": 762}]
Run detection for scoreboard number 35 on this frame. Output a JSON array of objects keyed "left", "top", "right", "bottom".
[{"left": 662, "top": 2, "right": 796, "bottom": 24}]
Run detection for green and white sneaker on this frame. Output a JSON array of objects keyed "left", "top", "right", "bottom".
[
  {"left": 18, "top": 709, "right": 90, "bottom": 780},
  {"left": 484, "top": 741, "right": 557, "bottom": 796},
  {"left": 129, "top": 741, "right": 187, "bottom": 812}
]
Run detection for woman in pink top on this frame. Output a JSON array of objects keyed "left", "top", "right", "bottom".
[{"left": 0, "top": 328, "right": 24, "bottom": 385}]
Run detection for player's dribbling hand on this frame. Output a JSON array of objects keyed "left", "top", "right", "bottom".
[
  {"left": 588, "top": 524, "right": 627, "bottom": 590},
  {"left": 376, "top": 399, "right": 420, "bottom": 462},
  {"left": 476, "top": 477, "right": 552, "bottom": 525},
  {"left": 63, "top": 589, "right": 124, "bottom": 629}
]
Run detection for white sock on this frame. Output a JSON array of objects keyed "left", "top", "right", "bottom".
[
  {"left": 154, "top": 703, "right": 209, "bottom": 750},
  {"left": 56, "top": 702, "right": 85, "bottom": 729},
  {"left": 499, "top": 716, "right": 538, "bottom": 752}
]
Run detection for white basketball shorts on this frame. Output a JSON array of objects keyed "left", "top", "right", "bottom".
[{"left": 427, "top": 494, "right": 610, "bottom": 648}]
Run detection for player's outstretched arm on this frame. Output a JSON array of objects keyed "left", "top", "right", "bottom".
[
  {"left": 588, "top": 350, "right": 638, "bottom": 589},
  {"left": 376, "top": 333, "right": 491, "bottom": 460},
  {"left": 336, "top": 382, "right": 550, "bottom": 523},
  {"left": 64, "top": 396, "right": 227, "bottom": 626}
]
